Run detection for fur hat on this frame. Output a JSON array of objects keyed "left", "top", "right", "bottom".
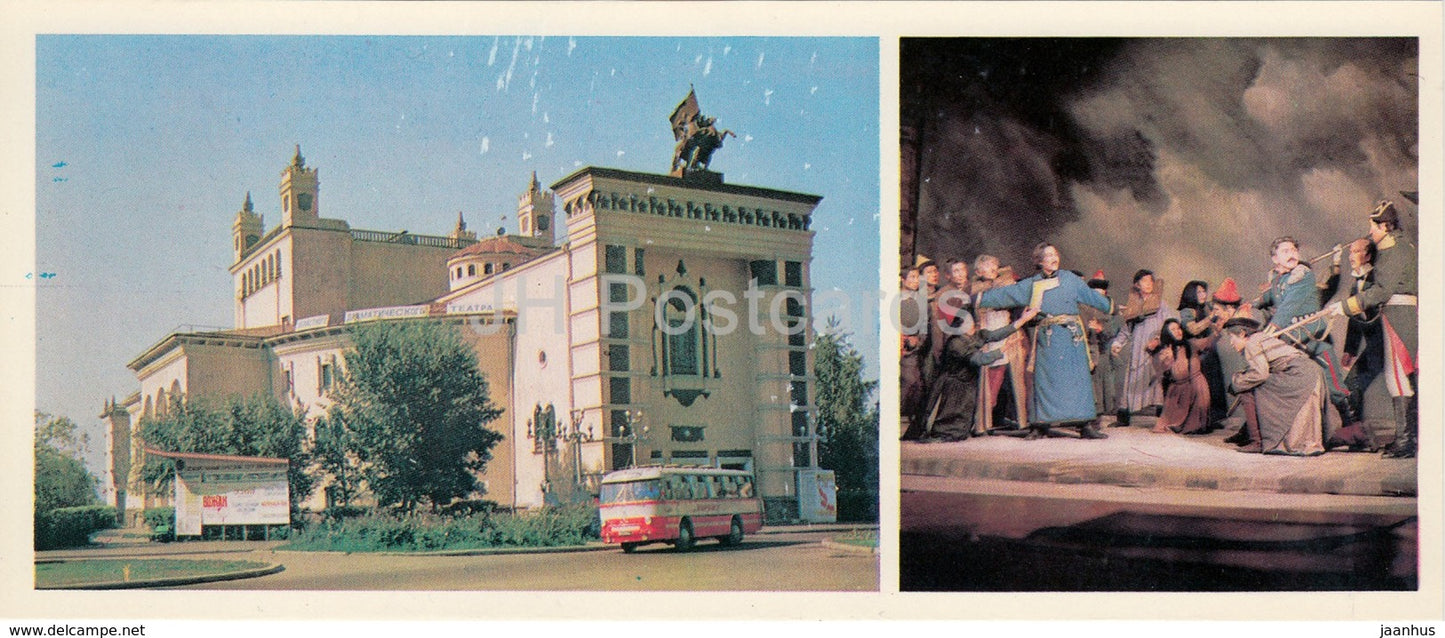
[{"left": 1087, "top": 269, "right": 1109, "bottom": 289}]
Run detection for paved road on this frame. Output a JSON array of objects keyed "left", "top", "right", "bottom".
[{"left": 156, "top": 529, "right": 877, "bottom": 591}]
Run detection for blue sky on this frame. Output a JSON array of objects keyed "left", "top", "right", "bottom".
[{"left": 34, "top": 35, "right": 880, "bottom": 476}]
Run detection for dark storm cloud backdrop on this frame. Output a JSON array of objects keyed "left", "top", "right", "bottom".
[{"left": 903, "top": 38, "right": 1418, "bottom": 301}]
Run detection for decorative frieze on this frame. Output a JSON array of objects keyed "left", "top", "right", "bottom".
[{"left": 570, "top": 190, "right": 812, "bottom": 232}]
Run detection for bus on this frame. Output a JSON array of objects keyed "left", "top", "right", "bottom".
[{"left": 599, "top": 466, "right": 765, "bottom": 552}]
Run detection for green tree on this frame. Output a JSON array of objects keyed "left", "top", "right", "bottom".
[
  {"left": 327, "top": 320, "right": 504, "bottom": 513},
  {"left": 313, "top": 405, "right": 362, "bottom": 508},
  {"left": 34, "top": 412, "right": 98, "bottom": 513},
  {"left": 139, "top": 394, "right": 315, "bottom": 515},
  {"left": 813, "top": 320, "right": 879, "bottom": 522}
]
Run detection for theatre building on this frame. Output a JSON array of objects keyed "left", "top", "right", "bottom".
[{"left": 102, "top": 138, "right": 828, "bottom": 523}]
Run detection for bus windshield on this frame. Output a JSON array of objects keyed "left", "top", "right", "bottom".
[{"left": 600, "top": 479, "right": 662, "bottom": 504}]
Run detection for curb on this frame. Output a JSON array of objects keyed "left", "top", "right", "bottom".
[
  {"left": 274, "top": 542, "right": 616, "bottom": 557},
  {"left": 820, "top": 540, "right": 878, "bottom": 556},
  {"left": 757, "top": 524, "right": 879, "bottom": 536},
  {"left": 37, "top": 562, "right": 285, "bottom": 590},
  {"left": 36, "top": 546, "right": 279, "bottom": 561}
]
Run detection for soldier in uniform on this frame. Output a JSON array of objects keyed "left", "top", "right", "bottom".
[
  {"left": 1253, "top": 236, "right": 1352, "bottom": 433},
  {"left": 1321, "top": 238, "right": 1384, "bottom": 451},
  {"left": 1327, "top": 200, "right": 1417, "bottom": 458}
]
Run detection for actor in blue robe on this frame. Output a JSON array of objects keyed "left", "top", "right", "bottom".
[{"left": 976, "top": 243, "right": 1114, "bottom": 439}]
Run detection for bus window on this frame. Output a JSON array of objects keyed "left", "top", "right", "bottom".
[
  {"left": 720, "top": 477, "right": 738, "bottom": 498},
  {"left": 600, "top": 479, "right": 661, "bottom": 504},
  {"left": 705, "top": 477, "right": 719, "bottom": 499}
]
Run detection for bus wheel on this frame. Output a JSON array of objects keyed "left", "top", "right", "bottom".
[
  {"left": 675, "top": 519, "right": 695, "bottom": 551},
  {"left": 719, "top": 517, "right": 744, "bottom": 546},
  {"left": 621, "top": 542, "right": 639, "bottom": 553}
]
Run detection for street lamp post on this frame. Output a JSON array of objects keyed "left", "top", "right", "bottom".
[
  {"left": 623, "top": 409, "right": 647, "bottom": 468},
  {"left": 562, "top": 409, "right": 594, "bottom": 487}
]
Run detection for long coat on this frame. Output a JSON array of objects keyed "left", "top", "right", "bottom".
[
  {"left": 920, "top": 324, "right": 1018, "bottom": 440},
  {"left": 1233, "top": 333, "right": 1335, "bottom": 456},
  {"left": 977, "top": 270, "right": 1113, "bottom": 424},
  {"left": 1112, "top": 292, "right": 1177, "bottom": 413},
  {"left": 1343, "top": 231, "right": 1417, "bottom": 398}
]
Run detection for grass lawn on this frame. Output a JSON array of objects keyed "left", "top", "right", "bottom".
[
  {"left": 832, "top": 530, "right": 879, "bottom": 548},
  {"left": 36, "top": 559, "right": 270, "bottom": 588}
]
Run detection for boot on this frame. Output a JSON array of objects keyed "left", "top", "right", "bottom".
[
  {"left": 1383, "top": 396, "right": 1417, "bottom": 459},
  {"left": 1080, "top": 422, "right": 1108, "bottom": 439},
  {"left": 1328, "top": 393, "right": 1372, "bottom": 449},
  {"left": 1112, "top": 408, "right": 1131, "bottom": 427},
  {"left": 1224, "top": 426, "right": 1251, "bottom": 446}
]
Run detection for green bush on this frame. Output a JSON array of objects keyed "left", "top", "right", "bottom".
[
  {"left": 143, "top": 507, "right": 175, "bottom": 542},
  {"left": 836, "top": 488, "right": 879, "bottom": 523},
  {"left": 439, "top": 499, "right": 497, "bottom": 518},
  {"left": 35, "top": 506, "right": 117, "bottom": 550},
  {"left": 283, "top": 503, "right": 599, "bottom": 552},
  {"left": 321, "top": 504, "right": 371, "bottom": 522}
]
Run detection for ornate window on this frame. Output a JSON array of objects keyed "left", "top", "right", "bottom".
[
  {"left": 663, "top": 288, "right": 700, "bottom": 377},
  {"left": 532, "top": 403, "right": 557, "bottom": 453},
  {"left": 650, "top": 260, "right": 720, "bottom": 407}
]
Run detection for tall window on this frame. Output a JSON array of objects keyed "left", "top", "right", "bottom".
[
  {"left": 605, "top": 244, "right": 627, "bottom": 274},
  {"left": 319, "top": 359, "right": 335, "bottom": 394},
  {"left": 785, "top": 261, "right": 803, "bottom": 287},
  {"left": 664, "top": 287, "right": 700, "bottom": 376},
  {"left": 749, "top": 260, "right": 777, "bottom": 286}
]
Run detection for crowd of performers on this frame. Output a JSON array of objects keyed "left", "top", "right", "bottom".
[{"left": 900, "top": 200, "right": 1418, "bottom": 459}]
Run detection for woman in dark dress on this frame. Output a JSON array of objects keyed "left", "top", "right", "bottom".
[
  {"left": 918, "top": 303, "right": 1040, "bottom": 442},
  {"left": 1178, "top": 280, "right": 1226, "bottom": 431},
  {"left": 1151, "top": 318, "right": 1211, "bottom": 435}
]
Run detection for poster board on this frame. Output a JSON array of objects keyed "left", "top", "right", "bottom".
[{"left": 154, "top": 451, "right": 290, "bottom": 535}]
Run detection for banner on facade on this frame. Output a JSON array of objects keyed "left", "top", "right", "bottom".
[
  {"left": 343, "top": 304, "right": 430, "bottom": 324},
  {"left": 293, "top": 314, "right": 331, "bottom": 331},
  {"left": 445, "top": 302, "right": 495, "bottom": 315}
]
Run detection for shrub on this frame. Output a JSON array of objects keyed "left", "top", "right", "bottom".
[
  {"left": 35, "top": 505, "right": 117, "bottom": 550},
  {"left": 836, "top": 488, "right": 879, "bottom": 523},
  {"left": 439, "top": 499, "right": 497, "bottom": 518},
  {"left": 321, "top": 504, "right": 371, "bottom": 522},
  {"left": 283, "top": 503, "right": 599, "bottom": 552},
  {"left": 487, "top": 504, "right": 598, "bottom": 547},
  {"left": 143, "top": 507, "right": 175, "bottom": 542}
]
